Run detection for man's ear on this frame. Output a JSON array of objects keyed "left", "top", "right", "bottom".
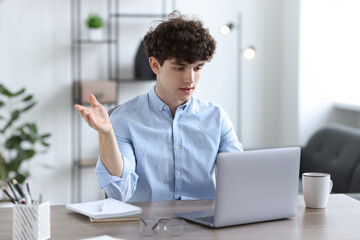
[{"left": 149, "top": 57, "right": 161, "bottom": 75}]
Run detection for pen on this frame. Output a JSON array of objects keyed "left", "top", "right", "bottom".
[
  {"left": 7, "top": 179, "right": 19, "bottom": 202},
  {"left": 1, "top": 187, "right": 16, "bottom": 203},
  {"left": 12, "top": 179, "right": 26, "bottom": 204},
  {"left": 25, "top": 193, "right": 32, "bottom": 205},
  {"left": 99, "top": 202, "right": 106, "bottom": 212},
  {"left": 25, "top": 180, "right": 33, "bottom": 204}
]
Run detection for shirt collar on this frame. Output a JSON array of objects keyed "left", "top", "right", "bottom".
[
  {"left": 149, "top": 85, "right": 167, "bottom": 111},
  {"left": 149, "top": 85, "right": 193, "bottom": 112},
  {"left": 179, "top": 95, "right": 192, "bottom": 110}
]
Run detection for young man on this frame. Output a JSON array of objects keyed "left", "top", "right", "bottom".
[{"left": 75, "top": 11, "right": 242, "bottom": 202}]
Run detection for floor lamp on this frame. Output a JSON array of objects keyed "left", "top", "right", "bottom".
[{"left": 220, "top": 13, "right": 256, "bottom": 142}]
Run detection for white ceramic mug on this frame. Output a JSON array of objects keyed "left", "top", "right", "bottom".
[{"left": 302, "top": 172, "right": 333, "bottom": 208}]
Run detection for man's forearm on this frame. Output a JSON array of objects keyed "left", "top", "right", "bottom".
[{"left": 98, "top": 129, "right": 124, "bottom": 177}]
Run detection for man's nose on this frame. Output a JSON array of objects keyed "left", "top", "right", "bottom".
[{"left": 184, "top": 70, "right": 195, "bottom": 83}]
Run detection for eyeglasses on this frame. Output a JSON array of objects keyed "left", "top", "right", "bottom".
[{"left": 139, "top": 217, "right": 185, "bottom": 236}]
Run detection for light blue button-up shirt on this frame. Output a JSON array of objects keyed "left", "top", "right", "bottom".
[{"left": 95, "top": 86, "right": 243, "bottom": 202}]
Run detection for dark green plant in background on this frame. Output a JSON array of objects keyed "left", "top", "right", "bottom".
[
  {"left": 0, "top": 84, "right": 51, "bottom": 187},
  {"left": 86, "top": 13, "right": 103, "bottom": 29}
]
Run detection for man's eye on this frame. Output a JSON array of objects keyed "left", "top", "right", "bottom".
[{"left": 175, "top": 67, "right": 184, "bottom": 71}]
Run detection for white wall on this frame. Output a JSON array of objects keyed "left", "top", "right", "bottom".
[
  {"left": 299, "top": 0, "right": 360, "bottom": 145},
  {"left": 0, "top": 0, "right": 299, "bottom": 204},
  {"left": 280, "top": 0, "right": 300, "bottom": 147},
  {"left": 0, "top": 0, "right": 73, "bottom": 204}
]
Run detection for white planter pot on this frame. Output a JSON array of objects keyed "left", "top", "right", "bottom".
[{"left": 88, "top": 28, "right": 103, "bottom": 41}]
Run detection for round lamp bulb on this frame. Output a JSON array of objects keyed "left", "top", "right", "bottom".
[
  {"left": 243, "top": 47, "right": 256, "bottom": 60},
  {"left": 220, "top": 25, "right": 231, "bottom": 36}
]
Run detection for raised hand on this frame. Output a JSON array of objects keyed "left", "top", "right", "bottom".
[{"left": 74, "top": 94, "right": 113, "bottom": 134}]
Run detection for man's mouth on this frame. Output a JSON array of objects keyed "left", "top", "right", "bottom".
[{"left": 179, "top": 87, "right": 194, "bottom": 93}]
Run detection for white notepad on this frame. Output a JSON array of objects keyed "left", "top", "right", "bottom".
[{"left": 66, "top": 198, "right": 142, "bottom": 219}]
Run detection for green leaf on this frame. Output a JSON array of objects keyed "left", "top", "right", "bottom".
[
  {"left": 0, "top": 84, "right": 14, "bottom": 97},
  {"left": 13, "top": 88, "right": 26, "bottom": 97},
  {"left": 7, "top": 149, "right": 34, "bottom": 175},
  {"left": 0, "top": 155, "right": 8, "bottom": 185},
  {"left": 0, "top": 100, "right": 4, "bottom": 108},
  {"left": 0, "top": 85, "right": 25, "bottom": 97},
  {"left": 17, "top": 125, "right": 37, "bottom": 143},
  {"left": 10, "top": 149, "right": 36, "bottom": 165},
  {"left": 20, "top": 149, "right": 35, "bottom": 160},
  {"left": 7, "top": 158, "right": 22, "bottom": 172},
  {"left": 40, "top": 140, "right": 50, "bottom": 147},
  {"left": 25, "top": 123, "right": 38, "bottom": 134},
  {"left": 22, "top": 95, "right": 33, "bottom": 102},
  {"left": 4, "top": 135, "right": 22, "bottom": 149},
  {"left": 86, "top": 13, "right": 103, "bottom": 28},
  {"left": 11, "top": 110, "right": 20, "bottom": 121},
  {"left": 0, "top": 153, "right": 7, "bottom": 173},
  {"left": 15, "top": 126, "right": 25, "bottom": 136},
  {"left": 0, "top": 153, "right": 5, "bottom": 166},
  {"left": 1, "top": 110, "right": 20, "bottom": 133},
  {"left": 21, "top": 102, "right": 36, "bottom": 112},
  {"left": 40, "top": 133, "right": 51, "bottom": 139},
  {"left": 14, "top": 173, "right": 28, "bottom": 184}
]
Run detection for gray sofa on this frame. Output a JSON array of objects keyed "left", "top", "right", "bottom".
[{"left": 300, "top": 124, "right": 360, "bottom": 200}]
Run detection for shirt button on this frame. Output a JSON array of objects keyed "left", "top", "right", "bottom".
[
  {"left": 159, "top": 107, "right": 162, "bottom": 111},
  {"left": 175, "top": 146, "right": 180, "bottom": 150},
  {"left": 177, "top": 171, "right": 181, "bottom": 176}
]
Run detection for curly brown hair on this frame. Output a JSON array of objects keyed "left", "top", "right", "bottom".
[{"left": 143, "top": 11, "right": 216, "bottom": 66}]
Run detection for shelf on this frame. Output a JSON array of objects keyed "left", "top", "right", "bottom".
[
  {"left": 71, "top": 0, "right": 171, "bottom": 203},
  {"left": 74, "top": 39, "right": 117, "bottom": 44},
  {"left": 73, "top": 80, "right": 117, "bottom": 104},
  {"left": 110, "top": 13, "right": 167, "bottom": 19},
  {"left": 117, "top": 78, "right": 156, "bottom": 83},
  {"left": 73, "top": 78, "right": 155, "bottom": 83},
  {"left": 77, "top": 159, "right": 98, "bottom": 168}
]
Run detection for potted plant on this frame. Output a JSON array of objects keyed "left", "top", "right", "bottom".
[
  {"left": 86, "top": 13, "right": 103, "bottom": 41},
  {"left": 0, "top": 84, "right": 51, "bottom": 200}
]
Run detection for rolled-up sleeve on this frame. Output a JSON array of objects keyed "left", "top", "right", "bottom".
[
  {"left": 95, "top": 154, "right": 138, "bottom": 202},
  {"left": 218, "top": 109, "right": 243, "bottom": 153}
]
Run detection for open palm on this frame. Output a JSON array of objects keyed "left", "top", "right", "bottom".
[{"left": 74, "top": 94, "right": 113, "bottom": 134}]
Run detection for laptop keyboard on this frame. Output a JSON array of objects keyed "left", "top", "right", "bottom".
[{"left": 195, "top": 216, "right": 214, "bottom": 224}]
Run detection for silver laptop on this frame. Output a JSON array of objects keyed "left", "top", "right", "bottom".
[{"left": 176, "top": 147, "right": 300, "bottom": 228}]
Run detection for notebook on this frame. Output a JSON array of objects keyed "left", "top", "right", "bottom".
[
  {"left": 89, "top": 214, "right": 140, "bottom": 223},
  {"left": 176, "top": 147, "right": 300, "bottom": 228},
  {"left": 66, "top": 198, "right": 142, "bottom": 220}
]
